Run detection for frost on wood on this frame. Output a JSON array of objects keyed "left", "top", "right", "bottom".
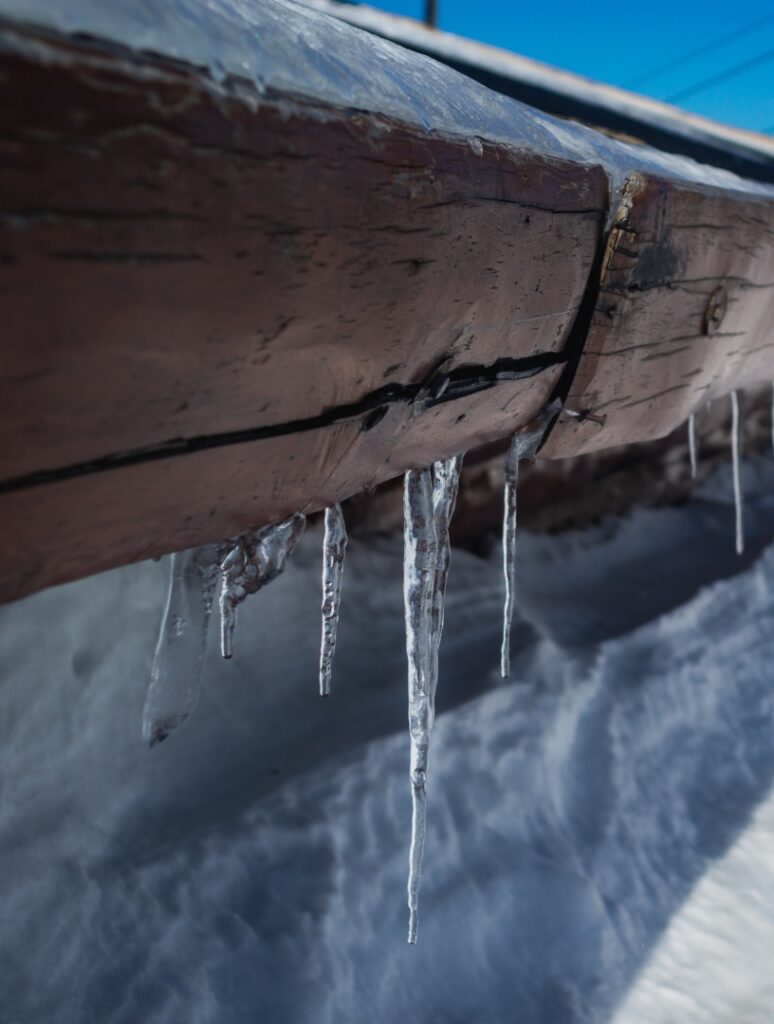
[
  {"left": 142, "top": 543, "right": 223, "bottom": 747},
  {"left": 403, "top": 456, "right": 463, "bottom": 944},
  {"left": 688, "top": 413, "right": 698, "bottom": 479},
  {"left": 730, "top": 390, "right": 744, "bottom": 556},
  {"left": 220, "top": 515, "right": 306, "bottom": 659},
  {"left": 501, "top": 408, "right": 557, "bottom": 678},
  {"left": 319, "top": 504, "right": 347, "bottom": 697}
]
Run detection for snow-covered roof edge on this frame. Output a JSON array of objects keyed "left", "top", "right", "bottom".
[
  {"left": 304, "top": 0, "right": 774, "bottom": 184},
  {"left": 1, "top": 0, "right": 773, "bottom": 203}
]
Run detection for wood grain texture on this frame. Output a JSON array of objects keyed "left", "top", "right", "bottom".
[
  {"left": 0, "top": 26, "right": 602, "bottom": 600},
  {"left": 0, "top": 371, "right": 561, "bottom": 601},
  {"left": 544, "top": 174, "right": 774, "bottom": 459}
]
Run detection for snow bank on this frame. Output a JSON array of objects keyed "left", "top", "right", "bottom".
[{"left": 2, "top": 458, "right": 774, "bottom": 1021}]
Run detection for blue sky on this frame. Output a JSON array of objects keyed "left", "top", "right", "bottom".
[{"left": 364, "top": 0, "right": 774, "bottom": 134}]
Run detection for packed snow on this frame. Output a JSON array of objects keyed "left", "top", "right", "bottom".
[{"left": 2, "top": 457, "right": 774, "bottom": 1021}]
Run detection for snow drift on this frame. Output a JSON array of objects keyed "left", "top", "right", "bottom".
[{"left": 2, "top": 458, "right": 774, "bottom": 1022}]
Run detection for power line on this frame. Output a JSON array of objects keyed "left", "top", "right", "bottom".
[
  {"left": 667, "top": 46, "right": 774, "bottom": 103},
  {"left": 624, "top": 12, "right": 774, "bottom": 89}
]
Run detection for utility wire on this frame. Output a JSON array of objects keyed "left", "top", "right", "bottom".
[
  {"left": 667, "top": 46, "right": 774, "bottom": 103},
  {"left": 624, "top": 12, "right": 774, "bottom": 88}
]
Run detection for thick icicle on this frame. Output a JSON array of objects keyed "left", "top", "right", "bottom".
[
  {"left": 404, "top": 468, "right": 437, "bottom": 946},
  {"left": 730, "top": 390, "right": 744, "bottom": 556},
  {"left": 219, "top": 514, "right": 306, "bottom": 659},
  {"left": 142, "top": 543, "right": 223, "bottom": 746},
  {"left": 688, "top": 412, "right": 698, "bottom": 479},
  {"left": 319, "top": 504, "right": 348, "bottom": 697},
  {"left": 403, "top": 456, "right": 463, "bottom": 944},
  {"left": 500, "top": 410, "right": 556, "bottom": 678}
]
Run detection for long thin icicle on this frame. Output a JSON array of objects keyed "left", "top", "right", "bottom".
[
  {"left": 319, "top": 504, "right": 347, "bottom": 696},
  {"left": 500, "top": 409, "right": 557, "bottom": 679},
  {"left": 501, "top": 439, "right": 520, "bottom": 679},
  {"left": 220, "top": 514, "right": 306, "bottom": 659},
  {"left": 731, "top": 390, "right": 744, "bottom": 555},
  {"left": 771, "top": 382, "right": 774, "bottom": 453},
  {"left": 403, "top": 456, "right": 463, "bottom": 944},
  {"left": 142, "top": 543, "right": 223, "bottom": 746},
  {"left": 688, "top": 412, "right": 698, "bottom": 479},
  {"left": 429, "top": 455, "right": 463, "bottom": 690}
]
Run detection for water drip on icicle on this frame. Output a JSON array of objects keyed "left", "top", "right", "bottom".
[
  {"left": 730, "top": 390, "right": 744, "bottom": 556},
  {"left": 500, "top": 405, "right": 559, "bottom": 678},
  {"left": 220, "top": 514, "right": 306, "bottom": 659},
  {"left": 142, "top": 543, "right": 224, "bottom": 746},
  {"left": 319, "top": 504, "right": 347, "bottom": 697},
  {"left": 688, "top": 412, "right": 698, "bottom": 479},
  {"left": 403, "top": 455, "right": 463, "bottom": 945}
]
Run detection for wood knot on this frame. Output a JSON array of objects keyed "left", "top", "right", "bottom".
[{"left": 703, "top": 286, "right": 727, "bottom": 335}]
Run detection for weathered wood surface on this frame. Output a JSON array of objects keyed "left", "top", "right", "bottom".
[
  {"left": 1, "top": 3, "right": 774, "bottom": 604},
  {"left": 1, "top": 373, "right": 560, "bottom": 598},
  {"left": 308, "top": 0, "right": 774, "bottom": 185},
  {"left": 0, "top": 23, "right": 601, "bottom": 601},
  {"left": 544, "top": 176, "right": 774, "bottom": 458}
]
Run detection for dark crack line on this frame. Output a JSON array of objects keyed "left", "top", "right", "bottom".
[{"left": 0, "top": 351, "right": 565, "bottom": 496}]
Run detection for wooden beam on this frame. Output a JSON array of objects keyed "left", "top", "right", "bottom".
[
  {"left": 543, "top": 175, "right": 774, "bottom": 458},
  {"left": 307, "top": 0, "right": 774, "bottom": 186},
  {"left": 0, "top": 20, "right": 602, "bottom": 601},
  {"left": 1, "top": 0, "right": 774, "bottom": 604}
]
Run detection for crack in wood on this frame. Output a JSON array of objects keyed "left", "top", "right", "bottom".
[{"left": 0, "top": 351, "right": 566, "bottom": 496}]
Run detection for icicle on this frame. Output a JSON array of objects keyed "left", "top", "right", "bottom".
[
  {"left": 429, "top": 455, "right": 463, "bottom": 687},
  {"left": 219, "top": 514, "right": 306, "bottom": 659},
  {"left": 500, "top": 408, "right": 557, "bottom": 678},
  {"left": 319, "top": 504, "right": 347, "bottom": 696},
  {"left": 771, "top": 382, "right": 774, "bottom": 453},
  {"left": 501, "top": 439, "right": 520, "bottom": 679},
  {"left": 142, "top": 543, "right": 223, "bottom": 746},
  {"left": 403, "top": 456, "right": 463, "bottom": 944},
  {"left": 731, "top": 390, "right": 744, "bottom": 555},
  {"left": 404, "top": 468, "right": 436, "bottom": 946},
  {"left": 688, "top": 412, "right": 698, "bottom": 479}
]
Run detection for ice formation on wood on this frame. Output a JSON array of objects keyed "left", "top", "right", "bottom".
[
  {"left": 501, "top": 439, "right": 521, "bottom": 679},
  {"left": 319, "top": 504, "right": 347, "bottom": 697},
  {"left": 142, "top": 543, "right": 224, "bottom": 746},
  {"left": 403, "top": 456, "right": 463, "bottom": 944},
  {"left": 220, "top": 515, "right": 306, "bottom": 659},
  {"left": 688, "top": 413, "right": 698, "bottom": 479},
  {"left": 500, "top": 409, "right": 557, "bottom": 677},
  {"left": 730, "top": 391, "right": 744, "bottom": 556},
  {"left": 429, "top": 456, "right": 463, "bottom": 688}
]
